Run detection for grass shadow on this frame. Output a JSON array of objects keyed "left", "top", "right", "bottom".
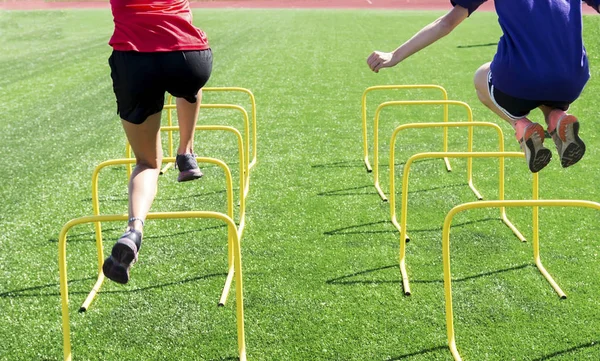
[
  {"left": 532, "top": 341, "right": 600, "bottom": 360},
  {"left": 326, "top": 265, "right": 397, "bottom": 285},
  {"left": 99, "top": 273, "right": 228, "bottom": 295},
  {"left": 384, "top": 158, "right": 442, "bottom": 170},
  {"left": 412, "top": 264, "right": 531, "bottom": 285},
  {"left": 318, "top": 181, "right": 471, "bottom": 198},
  {"left": 317, "top": 185, "right": 374, "bottom": 197},
  {"left": 48, "top": 227, "right": 122, "bottom": 243},
  {"left": 143, "top": 224, "right": 227, "bottom": 240},
  {"left": 47, "top": 224, "right": 227, "bottom": 243},
  {"left": 407, "top": 182, "right": 469, "bottom": 195},
  {"left": 0, "top": 273, "right": 227, "bottom": 298},
  {"left": 457, "top": 42, "right": 497, "bottom": 48},
  {"left": 0, "top": 277, "right": 95, "bottom": 298},
  {"left": 326, "top": 264, "right": 531, "bottom": 286},
  {"left": 310, "top": 160, "right": 365, "bottom": 169},
  {"left": 81, "top": 189, "right": 228, "bottom": 203},
  {"left": 407, "top": 217, "right": 507, "bottom": 234},
  {"left": 324, "top": 220, "right": 395, "bottom": 236},
  {"left": 386, "top": 345, "right": 447, "bottom": 360},
  {"left": 323, "top": 217, "right": 500, "bottom": 236}
]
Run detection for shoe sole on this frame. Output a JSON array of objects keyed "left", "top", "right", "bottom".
[
  {"left": 178, "top": 169, "right": 203, "bottom": 182},
  {"left": 102, "top": 238, "right": 138, "bottom": 284},
  {"left": 522, "top": 123, "right": 552, "bottom": 173},
  {"left": 557, "top": 116, "right": 585, "bottom": 168}
]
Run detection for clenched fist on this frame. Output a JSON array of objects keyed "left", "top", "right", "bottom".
[{"left": 367, "top": 51, "right": 396, "bottom": 73}]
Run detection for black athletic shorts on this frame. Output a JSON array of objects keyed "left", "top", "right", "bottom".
[
  {"left": 108, "top": 49, "right": 213, "bottom": 124},
  {"left": 487, "top": 71, "right": 570, "bottom": 120}
]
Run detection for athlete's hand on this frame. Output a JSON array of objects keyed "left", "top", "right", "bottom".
[{"left": 367, "top": 51, "right": 396, "bottom": 73}]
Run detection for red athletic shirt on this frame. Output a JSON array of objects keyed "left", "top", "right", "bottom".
[{"left": 109, "top": 0, "right": 210, "bottom": 52}]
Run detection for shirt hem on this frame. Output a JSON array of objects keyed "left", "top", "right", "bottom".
[{"left": 110, "top": 44, "right": 211, "bottom": 52}]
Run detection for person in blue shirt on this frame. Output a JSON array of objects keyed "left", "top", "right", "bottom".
[{"left": 367, "top": 0, "right": 598, "bottom": 173}]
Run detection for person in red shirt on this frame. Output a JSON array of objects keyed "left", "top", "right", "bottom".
[{"left": 103, "top": 0, "right": 212, "bottom": 284}]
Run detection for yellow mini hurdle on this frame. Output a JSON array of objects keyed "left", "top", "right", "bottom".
[
  {"left": 87, "top": 155, "right": 245, "bottom": 309},
  {"left": 58, "top": 211, "right": 246, "bottom": 361},
  {"left": 373, "top": 100, "right": 474, "bottom": 201},
  {"left": 163, "top": 125, "right": 250, "bottom": 203},
  {"left": 441, "top": 199, "right": 600, "bottom": 361},
  {"left": 197, "top": 87, "right": 258, "bottom": 170},
  {"left": 361, "top": 85, "right": 450, "bottom": 173},
  {"left": 161, "top": 87, "right": 257, "bottom": 172},
  {"left": 388, "top": 121, "right": 507, "bottom": 240},
  {"left": 127, "top": 124, "right": 250, "bottom": 204},
  {"left": 127, "top": 105, "right": 251, "bottom": 197},
  {"left": 394, "top": 151, "right": 536, "bottom": 295}
]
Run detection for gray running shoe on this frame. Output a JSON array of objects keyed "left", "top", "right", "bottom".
[
  {"left": 549, "top": 115, "right": 586, "bottom": 168},
  {"left": 176, "top": 153, "right": 203, "bottom": 182},
  {"left": 519, "top": 122, "right": 552, "bottom": 173},
  {"left": 102, "top": 230, "right": 142, "bottom": 284}
]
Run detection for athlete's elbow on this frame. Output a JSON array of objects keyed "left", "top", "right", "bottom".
[
  {"left": 437, "top": 17, "right": 460, "bottom": 36},
  {"left": 437, "top": 7, "right": 467, "bottom": 36}
]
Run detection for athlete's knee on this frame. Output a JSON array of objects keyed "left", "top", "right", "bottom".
[
  {"left": 473, "top": 64, "right": 492, "bottom": 104},
  {"left": 135, "top": 154, "right": 162, "bottom": 170},
  {"left": 473, "top": 64, "right": 489, "bottom": 89},
  {"left": 475, "top": 88, "right": 488, "bottom": 104}
]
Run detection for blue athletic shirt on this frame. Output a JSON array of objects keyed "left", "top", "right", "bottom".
[{"left": 451, "top": 0, "right": 600, "bottom": 102}]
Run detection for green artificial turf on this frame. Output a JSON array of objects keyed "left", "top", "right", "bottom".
[{"left": 0, "top": 8, "right": 599, "bottom": 361}]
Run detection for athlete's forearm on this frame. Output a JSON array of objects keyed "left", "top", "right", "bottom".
[
  {"left": 390, "top": 6, "right": 469, "bottom": 65},
  {"left": 389, "top": 18, "right": 450, "bottom": 64}
]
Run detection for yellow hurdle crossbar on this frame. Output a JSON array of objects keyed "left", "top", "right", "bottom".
[
  {"left": 126, "top": 125, "right": 249, "bottom": 205},
  {"left": 161, "top": 104, "right": 250, "bottom": 185},
  {"left": 162, "top": 125, "right": 249, "bottom": 204},
  {"left": 58, "top": 212, "right": 246, "bottom": 361},
  {"left": 204, "top": 87, "right": 257, "bottom": 170},
  {"left": 373, "top": 100, "right": 473, "bottom": 201},
  {"left": 389, "top": 121, "right": 505, "bottom": 237},
  {"left": 441, "top": 199, "right": 600, "bottom": 361},
  {"left": 86, "top": 155, "right": 245, "bottom": 310},
  {"left": 128, "top": 104, "right": 251, "bottom": 197},
  {"left": 162, "top": 87, "right": 257, "bottom": 171},
  {"left": 361, "top": 85, "right": 450, "bottom": 172},
  {"left": 394, "top": 151, "right": 537, "bottom": 295}
]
